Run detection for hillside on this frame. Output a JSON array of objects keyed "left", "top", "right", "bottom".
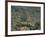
[{"left": 11, "top": 6, "right": 41, "bottom": 31}]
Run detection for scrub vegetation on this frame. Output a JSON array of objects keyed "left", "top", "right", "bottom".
[{"left": 11, "top": 6, "right": 41, "bottom": 31}]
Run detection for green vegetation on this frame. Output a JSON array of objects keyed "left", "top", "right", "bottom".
[{"left": 11, "top": 6, "right": 41, "bottom": 31}]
